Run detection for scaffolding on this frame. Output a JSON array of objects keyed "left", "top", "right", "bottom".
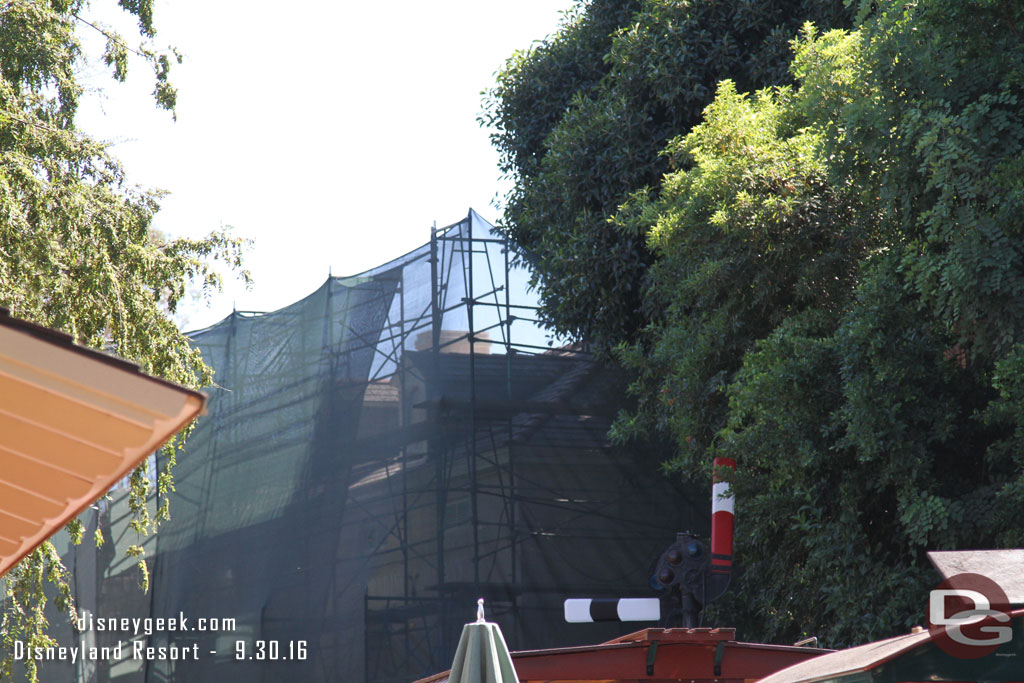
[{"left": 42, "top": 210, "right": 705, "bottom": 683}]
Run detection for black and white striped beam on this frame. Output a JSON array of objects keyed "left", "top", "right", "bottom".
[{"left": 564, "top": 598, "right": 660, "bottom": 623}]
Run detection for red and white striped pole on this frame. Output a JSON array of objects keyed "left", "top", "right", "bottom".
[{"left": 710, "top": 457, "right": 735, "bottom": 577}]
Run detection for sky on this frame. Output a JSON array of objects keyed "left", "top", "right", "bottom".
[{"left": 77, "top": 0, "right": 577, "bottom": 331}]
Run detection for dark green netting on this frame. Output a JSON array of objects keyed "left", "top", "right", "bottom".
[{"left": 30, "top": 211, "right": 703, "bottom": 682}]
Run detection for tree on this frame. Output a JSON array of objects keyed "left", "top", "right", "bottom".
[
  {"left": 609, "top": 0, "right": 1024, "bottom": 646},
  {"left": 608, "top": 76, "right": 877, "bottom": 475},
  {"left": 490, "top": 0, "right": 1024, "bottom": 647},
  {"left": 0, "top": 1, "right": 247, "bottom": 679},
  {"left": 484, "top": 0, "right": 853, "bottom": 350}
]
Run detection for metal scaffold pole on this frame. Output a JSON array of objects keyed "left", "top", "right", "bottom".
[
  {"left": 468, "top": 213, "right": 480, "bottom": 588},
  {"left": 503, "top": 226, "right": 519, "bottom": 636},
  {"left": 428, "top": 219, "right": 448, "bottom": 666}
]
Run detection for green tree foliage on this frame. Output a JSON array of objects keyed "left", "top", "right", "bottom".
[
  {"left": 0, "top": 1, "right": 247, "bottom": 679},
  {"left": 610, "top": 81, "right": 876, "bottom": 456},
  {"left": 604, "top": 0, "right": 1024, "bottom": 646},
  {"left": 484, "top": 0, "right": 853, "bottom": 349}
]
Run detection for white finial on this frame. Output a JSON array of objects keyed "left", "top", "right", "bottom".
[{"left": 476, "top": 598, "right": 485, "bottom": 623}]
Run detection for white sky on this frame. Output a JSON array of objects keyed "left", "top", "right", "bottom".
[{"left": 78, "top": 0, "right": 576, "bottom": 331}]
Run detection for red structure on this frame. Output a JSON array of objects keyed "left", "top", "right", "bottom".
[
  {"left": 711, "top": 456, "right": 735, "bottom": 577},
  {"left": 414, "top": 627, "right": 830, "bottom": 683}
]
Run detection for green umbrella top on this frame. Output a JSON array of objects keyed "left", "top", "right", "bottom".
[{"left": 447, "top": 599, "right": 520, "bottom": 683}]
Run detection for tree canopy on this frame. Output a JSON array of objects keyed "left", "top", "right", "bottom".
[
  {"left": 484, "top": 0, "right": 853, "bottom": 349},
  {"left": 489, "top": 0, "right": 1024, "bottom": 647},
  {"left": 0, "top": 1, "right": 246, "bottom": 679}
]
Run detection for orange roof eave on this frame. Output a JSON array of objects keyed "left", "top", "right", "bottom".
[
  {"left": 413, "top": 627, "right": 832, "bottom": 683},
  {"left": 0, "top": 309, "right": 206, "bottom": 578}
]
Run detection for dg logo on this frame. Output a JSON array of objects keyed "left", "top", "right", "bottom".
[{"left": 927, "top": 572, "right": 1013, "bottom": 659}]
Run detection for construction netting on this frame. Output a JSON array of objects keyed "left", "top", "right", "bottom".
[{"left": 30, "top": 210, "right": 705, "bottom": 682}]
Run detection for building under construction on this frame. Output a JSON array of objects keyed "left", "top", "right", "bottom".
[{"left": 44, "top": 211, "right": 704, "bottom": 683}]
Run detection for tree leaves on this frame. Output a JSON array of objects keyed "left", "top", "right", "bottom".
[
  {"left": 492, "top": 0, "right": 1024, "bottom": 647},
  {"left": 0, "top": 1, "right": 247, "bottom": 679},
  {"left": 484, "top": 0, "right": 853, "bottom": 350},
  {"left": 625, "top": 0, "right": 1024, "bottom": 646}
]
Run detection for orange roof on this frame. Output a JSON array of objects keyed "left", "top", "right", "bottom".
[
  {"left": 759, "top": 608, "right": 1024, "bottom": 683},
  {"left": 0, "top": 309, "right": 205, "bottom": 577},
  {"left": 414, "top": 627, "right": 831, "bottom": 683}
]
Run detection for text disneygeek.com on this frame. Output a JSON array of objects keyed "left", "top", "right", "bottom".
[{"left": 76, "top": 612, "right": 235, "bottom": 636}]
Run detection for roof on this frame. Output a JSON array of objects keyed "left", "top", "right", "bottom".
[
  {"left": 0, "top": 309, "right": 206, "bottom": 577},
  {"left": 413, "top": 627, "right": 832, "bottom": 683},
  {"left": 928, "top": 549, "right": 1024, "bottom": 605},
  {"left": 759, "top": 608, "right": 1024, "bottom": 683},
  {"left": 757, "top": 630, "right": 930, "bottom": 683}
]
